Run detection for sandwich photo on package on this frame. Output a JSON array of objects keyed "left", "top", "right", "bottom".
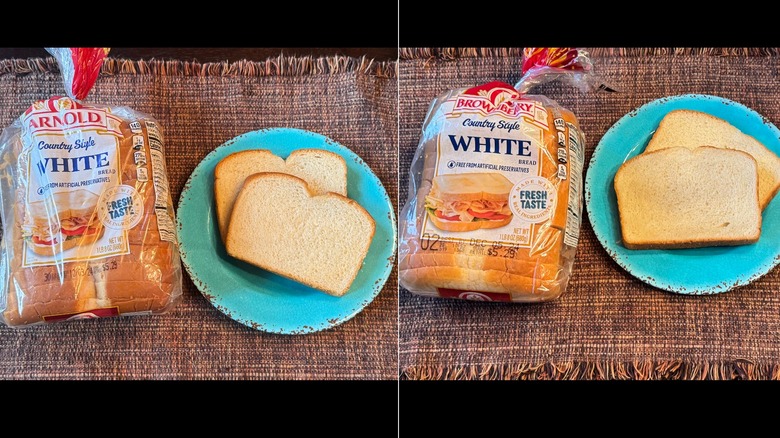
[
  {"left": 425, "top": 173, "right": 514, "bottom": 232},
  {"left": 24, "top": 190, "right": 105, "bottom": 257}
]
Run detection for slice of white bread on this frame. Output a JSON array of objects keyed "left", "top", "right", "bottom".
[
  {"left": 214, "top": 149, "right": 347, "bottom": 241},
  {"left": 225, "top": 173, "right": 375, "bottom": 297},
  {"left": 614, "top": 146, "right": 761, "bottom": 249},
  {"left": 644, "top": 109, "right": 780, "bottom": 208}
]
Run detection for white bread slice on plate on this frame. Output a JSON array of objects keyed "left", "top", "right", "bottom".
[
  {"left": 214, "top": 149, "right": 347, "bottom": 241},
  {"left": 614, "top": 146, "right": 761, "bottom": 249},
  {"left": 644, "top": 109, "right": 780, "bottom": 208},
  {"left": 225, "top": 173, "right": 375, "bottom": 297}
]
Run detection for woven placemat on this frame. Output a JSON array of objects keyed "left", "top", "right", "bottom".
[
  {"left": 399, "top": 47, "right": 780, "bottom": 380},
  {"left": 0, "top": 55, "right": 398, "bottom": 380}
]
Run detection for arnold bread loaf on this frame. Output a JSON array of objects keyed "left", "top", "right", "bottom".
[
  {"left": 0, "top": 99, "right": 182, "bottom": 326},
  {"left": 0, "top": 48, "right": 183, "bottom": 327}
]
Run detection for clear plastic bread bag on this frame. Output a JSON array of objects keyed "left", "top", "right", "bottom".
[
  {"left": 0, "top": 48, "right": 183, "bottom": 326},
  {"left": 399, "top": 48, "right": 611, "bottom": 303}
]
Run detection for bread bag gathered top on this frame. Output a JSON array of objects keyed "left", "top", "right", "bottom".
[
  {"left": 399, "top": 48, "right": 609, "bottom": 303},
  {"left": 0, "top": 48, "right": 182, "bottom": 326}
]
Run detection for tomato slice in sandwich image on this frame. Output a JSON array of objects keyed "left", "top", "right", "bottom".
[
  {"left": 21, "top": 189, "right": 105, "bottom": 257},
  {"left": 424, "top": 172, "right": 514, "bottom": 232}
]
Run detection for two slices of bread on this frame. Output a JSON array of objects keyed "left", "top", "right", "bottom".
[
  {"left": 215, "top": 149, "right": 375, "bottom": 296},
  {"left": 615, "top": 109, "right": 779, "bottom": 249},
  {"left": 226, "top": 173, "right": 375, "bottom": 296},
  {"left": 644, "top": 110, "right": 780, "bottom": 208},
  {"left": 214, "top": 149, "right": 348, "bottom": 241}
]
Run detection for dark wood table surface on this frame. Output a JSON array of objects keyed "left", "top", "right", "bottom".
[{"left": 0, "top": 48, "right": 398, "bottom": 62}]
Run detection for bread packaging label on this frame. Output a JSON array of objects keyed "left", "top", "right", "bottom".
[
  {"left": 399, "top": 47, "right": 602, "bottom": 303},
  {"left": 0, "top": 48, "right": 183, "bottom": 327},
  {"left": 23, "top": 98, "right": 135, "bottom": 266},
  {"left": 421, "top": 82, "right": 583, "bottom": 250}
]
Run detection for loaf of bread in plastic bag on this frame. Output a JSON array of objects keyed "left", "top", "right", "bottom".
[
  {"left": 399, "top": 83, "right": 585, "bottom": 302},
  {"left": 0, "top": 100, "right": 182, "bottom": 326}
]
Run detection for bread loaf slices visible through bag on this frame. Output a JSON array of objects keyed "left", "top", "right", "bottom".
[
  {"left": 614, "top": 146, "right": 761, "bottom": 249},
  {"left": 4, "top": 237, "right": 100, "bottom": 325},
  {"left": 225, "top": 173, "right": 374, "bottom": 297},
  {"left": 645, "top": 109, "right": 780, "bottom": 208},
  {"left": 214, "top": 149, "right": 347, "bottom": 241}
]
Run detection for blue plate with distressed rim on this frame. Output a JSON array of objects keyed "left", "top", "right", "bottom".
[
  {"left": 177, "top": 128, "right": 396, "bottom": 333},
  {"left": 586, "top": 94, "right": 780, "bottom": 294}
]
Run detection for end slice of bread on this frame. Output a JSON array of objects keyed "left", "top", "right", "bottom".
[
  {"left": 225, "top": 173, "right": 375, "bottom": 297},
  {"left": 614, "top": 146, "right": 761, "bottom": 249},
  {"left": 644, "top": 109, "right": 780, "bottom": 208},
  {"left": 214, "top": 149, "right": 347, "bottom": 241}
]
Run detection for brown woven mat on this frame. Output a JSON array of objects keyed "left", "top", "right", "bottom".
[
  {"left": 0, "top": 55, "right": 398, "bottom": 380},
  {"left": 399, "top": 47, "right": 780, "bottom": 380}
]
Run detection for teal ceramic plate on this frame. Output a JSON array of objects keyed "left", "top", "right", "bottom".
[
  {"left": 178, "top": 128, "right": 396, "bottom": 333},
  {"left": 586, "top": 94, "right": 780, "bottom": 294}
]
